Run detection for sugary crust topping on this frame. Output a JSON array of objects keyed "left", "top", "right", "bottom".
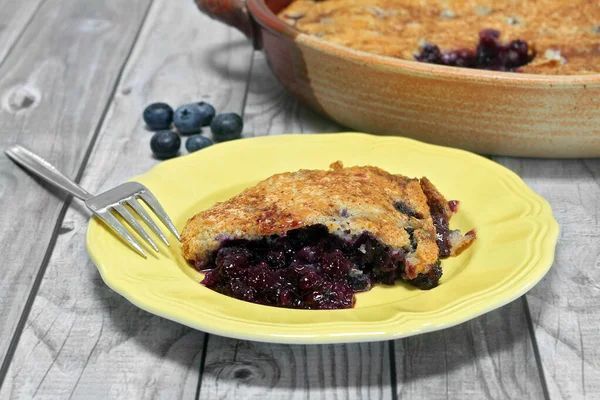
[
  {"left": 182, "top": 162, "right": 446, "bottom": 276},
  {"left": 403, "top": 216, "right": 438, "bottom": 279},
  {"left": 278, "top": 0, "right": 600, "bottom": 75}
]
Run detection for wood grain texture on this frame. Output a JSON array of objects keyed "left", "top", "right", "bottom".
[
  {"left": 0, "top": 0, "right": 152, "bottom": 376},
  {"left": 0, "top": 0, "right": 45, "bottom": 64},
  {"left": 0, "top": 0, "right": 253, "bottom": 397},
  {"left": 200, "top": 337, "right": 392, "bottom": 400},
  {"left": 1, "top": 217, "right": 204, "bottom": 399},
  {"left": 495, "top": 157, "right": 600, "bottom": 399},
  {"left": 197, "top": 52, "right": 392, "bottom": 400},
  {"left": 395, "top": 299, "right": 545, "bottom": 399}
]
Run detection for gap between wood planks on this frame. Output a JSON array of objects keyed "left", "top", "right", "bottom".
[
  {"left": 0, "top": 0, "right": 47, "bottom": 68},
  {"left": 492, "top": 154, "right": 550, "bottom": 400},
  {"left": 0, "top": 0, "right": 157, "bottom": 388},
  {"left": 521, "top": 296, "right": 550, "bottom": 400}
]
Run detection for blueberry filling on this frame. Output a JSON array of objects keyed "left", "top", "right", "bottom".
[
  {"left": 406, "top": 227, "right": 418, "bottom": 250},
  {"left": 415, "top": 29, "right": 535, "bottom": 71},
  {"left": 197, "top": 224, "right": 443, "bottom": 309},
  {"left": 408, "top": 262, "right": 442, "bottom": 290},
  {"left": 394, "top": 201, "right": 421, "bottom": 218}
]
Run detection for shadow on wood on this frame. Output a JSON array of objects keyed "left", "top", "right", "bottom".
[
  {"left": 200, "top": 336, "right": 392, "bottom": 399},
  {"left": 3, "top": 156, "right": 72, "bottom": 204},
  {"left": 89, "top": 265, "right": 206, "bottom": 364},
  {"left": 395, "top": 297, "right": 545, "bottom": 399},
  {"left": 203, "top": 38, "right": 255, "bottom": 83}
]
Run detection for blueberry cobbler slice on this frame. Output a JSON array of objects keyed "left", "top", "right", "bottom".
[{"left": 181, "top": 162, "right": 476, "bottom": 309}]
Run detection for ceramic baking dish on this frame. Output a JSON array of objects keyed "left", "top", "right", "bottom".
[{"left": 195, "top": 0, "right": 600, "bottom": 158}]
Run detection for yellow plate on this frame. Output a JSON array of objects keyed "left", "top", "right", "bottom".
[{"left": 86, "top": 133, "right": 559, "bottom": 344}]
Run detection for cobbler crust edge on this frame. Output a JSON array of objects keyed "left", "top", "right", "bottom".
[{"left": 181, "top": 161, "right": 475, "bottom": 280}]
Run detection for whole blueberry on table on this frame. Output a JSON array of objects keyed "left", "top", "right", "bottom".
[
  {"left": 210, "top": 113, "right": 243, "bottom": 142},
  {"left": 185, "top": 134, "right": 214, "bottom": 153},
  {"left": 143, "top": 102, "right": 173, "bottom": 130},
  {"left": 196, "top": 101, "right": 216, "bottom": 126},
  {"left": 150, "top": 130, "right": 180, "bottom": 159},
  {"left": 174, "top": 103, "right": 204, "bottom": 134}
]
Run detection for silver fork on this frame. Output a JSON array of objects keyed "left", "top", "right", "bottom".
[{"left": 5, "top": 145, "right": 181, "bottom": 258}]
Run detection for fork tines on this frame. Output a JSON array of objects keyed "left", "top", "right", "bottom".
[{"left": 87, "top": 183, "right": 180, "bottom": 258}]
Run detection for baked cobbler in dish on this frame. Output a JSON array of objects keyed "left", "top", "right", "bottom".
[
  {"left": 278, "top": 0, "right": 600, "bottom": 74},
  {"left": 181, "top": 162, "right": 476, "bottom": 309}
]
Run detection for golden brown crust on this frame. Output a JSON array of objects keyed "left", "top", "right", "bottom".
[
  {"left": 181, "top": 162, "right": 472, "bottom": 279},
  {"left": 419, "top": 177, "right": 453, "bottom": 217},
  {"left": 449, "top": 229, "right": 477, "bottom": 256},
  {"left": 278, "top": 0, "right": 600, "bottom": 75}
]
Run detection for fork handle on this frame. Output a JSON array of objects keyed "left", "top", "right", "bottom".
[{"left": 5, "top": 145, "right": 93, "bottom": 201}]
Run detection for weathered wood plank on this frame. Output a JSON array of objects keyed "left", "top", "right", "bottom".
[
  {"left": 0, "top": 0, "right": 45, "bottom": 64},
  {"left": 200, "top": 337, "right": 392, "bottom": 400},
  {"left": 395, "top": 299, "right": 545, "bottom": 399},
  {"left": 494, "top": 157, "right": 600, "bottom": 399},
  {"left": 0, "top": 0, "right": 153, "bottom": 378},
  {"left": 197, "top": 53, "right": 392, "bottom": 400},
  {"left": 0, "top": 0, "right": 254, "bottom": 397}
]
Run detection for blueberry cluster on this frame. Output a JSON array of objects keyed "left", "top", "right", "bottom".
[
  {"left": 143, "top": 101, "right": 244, "bottom": 159},
  {"left": 416, "top": 29, "right": 534, "bottom": 72},
  {"left": 200, "top": 224, "right": 415, "bottom": 310}
]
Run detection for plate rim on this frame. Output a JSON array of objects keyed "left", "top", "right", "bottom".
[{"left": 86, "top": 132, "right": 560, "bottom": 344}]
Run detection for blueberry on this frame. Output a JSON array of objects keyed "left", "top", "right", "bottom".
[
  {"left": 321, "top": 249, "right": 352, "bottom": 277},
  {"left": 174, "top": 104, "right": 203, "bottom": 135},
  {"left": 150, "top": 130, "right": 180, "bottom": 159},
  {"left": 196, "top": 101, "right": 216, "bottom": 126},
  {"left": 415, "top": 43, "right": 443, "bottom": 64},
  {"left": 143, "top": 102, "right": 173, "bottom": 130},
  {"left": 347, "top": 271, "right": 371, "bottom": 291},
  {"left": 185, "top": 135, "right": 214, "bottom": 153},
  {"left": 211, "top": 113, "right": 243, "bottom": 142}
]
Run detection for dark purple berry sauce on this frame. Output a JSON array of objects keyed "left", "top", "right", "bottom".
[
  {"left": 198, "top": 223, "right": 445, "bottom": 310},
  {"left": 415, "top": 29, "right": 535, "bottom": 72}
]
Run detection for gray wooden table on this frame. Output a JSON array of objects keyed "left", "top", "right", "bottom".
[{"left": 0, "top": 0, "right": 598, "bottom": 399}]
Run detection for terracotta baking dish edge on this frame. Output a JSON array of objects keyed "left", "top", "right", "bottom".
[{"left": 195, "top": 0, "right": 600, "bottom": 158}]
